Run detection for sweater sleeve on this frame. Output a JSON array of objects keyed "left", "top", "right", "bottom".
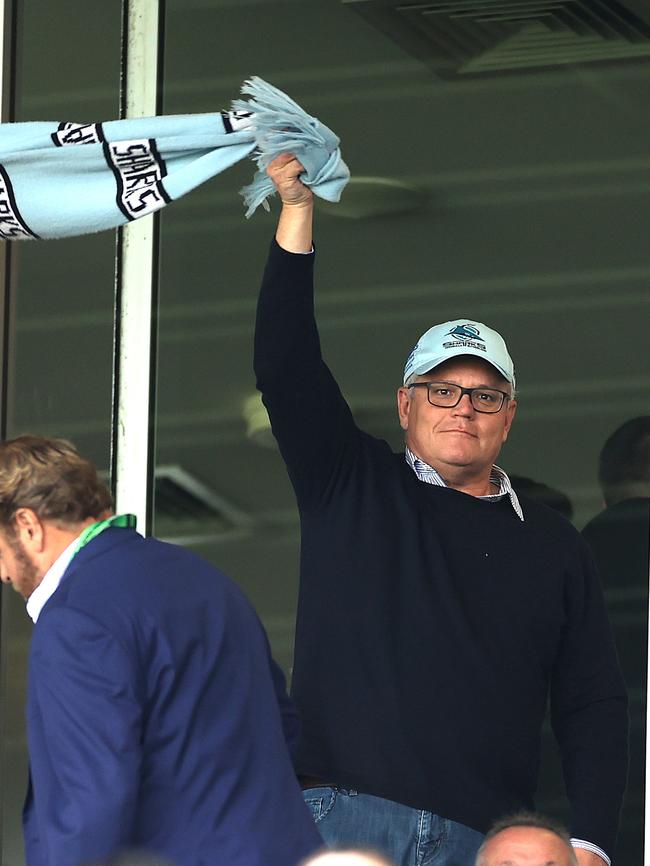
[
  {"left": 550, "top": 538, "right": 629, "bottom": 859},
  {"left": 254, "top": 238, "right": 360, "bottom": 507}
]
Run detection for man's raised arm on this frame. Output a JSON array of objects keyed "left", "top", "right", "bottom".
[{"left": 253, "top": 154, "right": 359, "bottom": 508}]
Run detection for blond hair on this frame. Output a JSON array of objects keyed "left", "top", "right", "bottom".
[{"left": 0, "top": 435, "right": 113, "bottom": 529}]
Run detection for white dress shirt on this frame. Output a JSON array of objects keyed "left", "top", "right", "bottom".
[{"left": 26, "top": 534, "right": 81, "bottom": 624}]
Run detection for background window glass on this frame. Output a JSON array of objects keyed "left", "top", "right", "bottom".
[
  {"left": 158, "top": 2, "right": 649, "bottom": 862},
  {"left": 0, "top": 3, "right": 121, "bottom": 864}
]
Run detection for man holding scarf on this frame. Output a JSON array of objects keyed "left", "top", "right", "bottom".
[{"left": 254, "top": 154, "right": 628, "bottom": 866}]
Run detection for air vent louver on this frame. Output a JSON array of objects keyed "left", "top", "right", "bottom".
[
  {"left": 344, "top": 0, "right": 650, "bottom": 76},
  {"left": 100, "top": 465, "right": 253, "bottom": 545},
  {"left": 154, "top": 465, "right": 252, "bottom": 544}
]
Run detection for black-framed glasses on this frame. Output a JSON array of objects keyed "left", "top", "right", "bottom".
[{"left": 408, "top": 381, "right": 512, "bottom": 414}]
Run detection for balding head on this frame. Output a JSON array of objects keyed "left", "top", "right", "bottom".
[{"left": 475, "top": 814, "right": 578, "bottom": 866}]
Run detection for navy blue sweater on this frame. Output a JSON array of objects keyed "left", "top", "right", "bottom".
[{"left": 254, "top": 240, "right": 628, "bottom": 857}]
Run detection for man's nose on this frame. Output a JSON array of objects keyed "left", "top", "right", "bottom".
[{"left": 452, "top": 393, "right": 474, "bottom": 416}]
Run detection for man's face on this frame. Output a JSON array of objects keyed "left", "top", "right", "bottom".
[
  {"left": 478, "top": 826, "right": 576, "bottom": 865},
  {"left": 0, "top": 528, "right": 42, "bottom": 600},
  {"left": 396, "top": 356, "right": 517, "bottom": 482}
]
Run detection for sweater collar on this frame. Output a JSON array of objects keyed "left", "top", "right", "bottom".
[{"left": 404, "top": 447, "right": 524, "bottom": 521}]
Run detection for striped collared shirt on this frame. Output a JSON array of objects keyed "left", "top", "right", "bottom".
[{"left": 404, "top": 447, "right": 524, "bottom": 521}]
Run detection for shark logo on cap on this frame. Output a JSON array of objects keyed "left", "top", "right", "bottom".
[{"left": 447, "top": 324, "right": 484, "bottom": 342}]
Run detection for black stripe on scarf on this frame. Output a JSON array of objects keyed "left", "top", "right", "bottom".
[
  {"left": 51, "top": 122, "right": 105, "bottom": 148},
  {"left": 0, "top": 165, "right": 39, "bottom": 239}
]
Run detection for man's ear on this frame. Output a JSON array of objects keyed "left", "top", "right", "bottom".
[
  {"left": 501, "top": 399, "right": 517, "bottom": 443},
  {"left": 397, "top": 387, "right": 411, "bottom": 431},
  {"left": 13, "top": 508, "right": 45, "bottom": 553}
]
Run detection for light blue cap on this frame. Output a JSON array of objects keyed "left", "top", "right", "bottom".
[{"left": 403, "top": 319, "right": 515, "bottom": 387}]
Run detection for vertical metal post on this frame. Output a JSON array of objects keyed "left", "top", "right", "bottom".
[
  {"left": 646, "top": 555, "right": 650, "bottom": 864},
  {"left": 112, "top": 0, "right": 164, "bottom": 533},
  {"left": 0, "top": 0, "right": 18, "bottom": 857},
  {"left": 0, "top": 0, "right": 17, "bottom": 441}
]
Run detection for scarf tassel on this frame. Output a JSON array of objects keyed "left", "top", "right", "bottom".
[{"left": 233, "top": 76, "right": 347, "bottom": 217}]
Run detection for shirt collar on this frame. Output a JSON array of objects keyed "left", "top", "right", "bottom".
[
  {"left": 26, "top": 533, "right": 82, "bottom": 624},
  {"left": 404, "top": 446, "right": 524, "bottom": 521}
]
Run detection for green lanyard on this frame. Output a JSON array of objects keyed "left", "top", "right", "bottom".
[{"left": 72, "top": 513, "right": 137, "bottom": 558}]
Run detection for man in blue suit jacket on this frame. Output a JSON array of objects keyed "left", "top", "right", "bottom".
[{"left": 0, "top": 435, "right": 322, "bottom": 866}]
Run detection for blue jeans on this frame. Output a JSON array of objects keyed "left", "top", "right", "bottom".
[{"left": 303, "top": 787, "right": 484, "bottom": 866}]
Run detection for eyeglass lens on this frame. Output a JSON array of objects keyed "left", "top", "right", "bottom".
[{"left": 425, "top": 383, "right": 505, "bottom": 413}]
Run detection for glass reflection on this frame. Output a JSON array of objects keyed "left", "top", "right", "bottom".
[{"left": 0, "top": 3, "right": 121, "bottom": 864}]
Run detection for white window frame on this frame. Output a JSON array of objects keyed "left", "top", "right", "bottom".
[{"left": 112, "top": 0, "right": 164, "bottom": 533}]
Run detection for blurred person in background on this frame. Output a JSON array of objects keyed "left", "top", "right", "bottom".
[
  {"left": 509, "top": 474, "right": 573, "bottom": 521},
  {"left": 582, "top": 416, "right": 650, "bottom": 593},
  {"left": 581, "top": 416, "right": 650, "bottom": 861}
]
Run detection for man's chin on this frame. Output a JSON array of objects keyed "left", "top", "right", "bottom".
[
  {"left": 436, "top": 452, "right": 477, "bottom": 469},
  {"left": 13, "top": 577, "right": 39, "bottom": 600}
]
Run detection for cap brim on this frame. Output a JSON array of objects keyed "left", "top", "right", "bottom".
[{"left": 407, "top": 348, "right": 513, "bottom": 385}]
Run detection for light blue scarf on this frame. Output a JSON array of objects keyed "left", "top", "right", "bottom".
[{"left": 0, "top": 76, "right": 349, "bottom": 240}]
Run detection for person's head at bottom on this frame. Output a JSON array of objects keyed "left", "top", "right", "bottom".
[
  {"left": 301, "top": 850, "right": 394, "bottom": 866},
  {"left": 475, "top": 812, "right": 578, "bottom": 866}
]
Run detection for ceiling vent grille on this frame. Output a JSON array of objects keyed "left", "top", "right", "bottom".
[
  {"left": 344, "top": 0, "right": 650, "bottom": 76},
  {"left": 154, "top": 465, "right": 253, "bottom": 545},
  {"left": 101, "top": 465, "right": 253, "bottom": 545}
]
